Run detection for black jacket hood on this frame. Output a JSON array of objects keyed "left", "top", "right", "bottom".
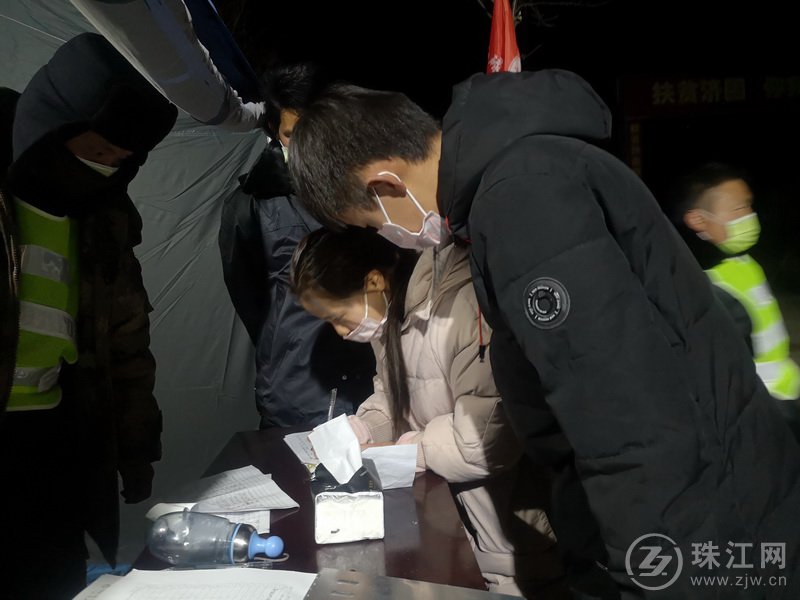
[
  {"left": 438, "top": 69, "right": 612, "bottom": 240},
  {"left": 12, "top": 32, "right": 176, "bottom": 161},
  {"left": 239, "top": 139, "right": 294, "bottom": 199}
]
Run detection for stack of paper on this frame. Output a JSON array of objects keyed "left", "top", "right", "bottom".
[
  {"left": 146, "top": 465, "right": 298, "bottom": 533},
  {"left": 74, "top": 568, "right": 316, "bottom": 600}
]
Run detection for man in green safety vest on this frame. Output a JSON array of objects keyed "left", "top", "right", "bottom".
[
  {"left": 0, "top": 33, "right": 176, "bottom": 599},
  {"left": 680, "top": 162, "right": 800, "bottom": 439}
]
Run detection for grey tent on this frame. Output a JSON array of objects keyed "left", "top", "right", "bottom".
[{"left": 1, "top": 0, "right": 264, "bottom": 565}]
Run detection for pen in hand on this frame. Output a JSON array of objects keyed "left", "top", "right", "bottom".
[{"left": 327, "top": 387, "right": 338, "bottom": 422}]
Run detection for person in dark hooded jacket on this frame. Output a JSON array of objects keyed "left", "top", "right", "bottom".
[
  {"left": 218, "top": 63, "right": 374, "bottom": 429},
  {"left": 0, "top": 33, "right": 175, "bottom": 599},
  {"left": 285, "top": 71, "right": 800, "bottom": 599}
]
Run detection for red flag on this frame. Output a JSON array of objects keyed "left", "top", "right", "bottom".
[{"left": 487, "top": 0, "right": 521, "bottom": 73}]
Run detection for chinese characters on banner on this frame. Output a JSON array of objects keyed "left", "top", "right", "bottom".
[
  {"left": 623, "top": 74, "right": 800, "bottom": 176},
  {"left": 648, "top": 75, "right": 800, "bottom": 109}
]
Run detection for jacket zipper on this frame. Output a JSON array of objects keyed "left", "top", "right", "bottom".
[
  {"left": 1, "top": 192, "right": 20, "bottom": 304},
  {"left": 1, "top": 191, "right": 21, "bottom": 401}
]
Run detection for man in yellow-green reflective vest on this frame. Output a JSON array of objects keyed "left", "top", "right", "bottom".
[{"left": 680, "top": 162, "right": 800, "bottom": 440}]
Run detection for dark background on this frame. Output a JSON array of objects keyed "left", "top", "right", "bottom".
[{"left": 216, "top": 0, "right": 800, "bottom": 289}]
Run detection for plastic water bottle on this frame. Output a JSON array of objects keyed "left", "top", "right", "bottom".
[{"left": 147, "top": 511, "right": 284, "bottom": 566}]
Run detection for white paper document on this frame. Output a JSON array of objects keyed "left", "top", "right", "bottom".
[
  {"left": 193, "top": 479, "right": 296, "bottom": 513},
  {"left": 147, "top": 466, "right": 297, "bottom": 534},
  {"left": 170, "top": 465, "right": 296, "bottom": 511},
  {"left": 73, "top": 575, "right": 123, "bottom": 599},
  {"left": 308, "top": 414, "right": 362, "bottom": 484},
  {"left": 208, "top": 510, "right": 272, "bottom": 533},
  {"left": 283, "top": 431, "right": 319, "bottom": 467},
  {"left": 361, "top": 444, "right": 417, "bottom": 489},
  {"left": 73, "top": 568, "right": 316, "bottom": 600}
]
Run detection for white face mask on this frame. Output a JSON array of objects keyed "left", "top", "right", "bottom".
[
  {"left": 373, "top": 171, "right": 442, "bottom": 250},
  {"left": 279, "top": 140, "right": 289, "bottom": 163},
  {"left": 75, "top": 155, "right": 119, "bottom": 177},
  {"left": 344, "top": 291, "right": 389, "bottom": 343}
]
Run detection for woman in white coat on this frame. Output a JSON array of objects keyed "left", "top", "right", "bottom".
[{"left": 291, "top": 228, "right": 566, "bottom": 598}]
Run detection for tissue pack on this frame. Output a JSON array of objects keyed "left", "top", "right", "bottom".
[{"left": 311, "top": 460, "right": 384, "bottom": 544}]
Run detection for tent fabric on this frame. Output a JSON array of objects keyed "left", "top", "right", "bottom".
[
  {"left": 69, "top": 0, "right": 264, "bottom": 131},
  {"left": 1, "top": 0, "right": 263, "bottom": 564},
  {"left": 182, "top": 0, "right": 262, "bottom": 103}
]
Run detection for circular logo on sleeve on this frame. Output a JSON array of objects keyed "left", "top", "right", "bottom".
[{"left": 523, "top": 278, "right": 570, "bottom": 329}]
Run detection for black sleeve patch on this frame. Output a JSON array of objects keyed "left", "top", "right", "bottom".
[{"left": 523, "top": 278, "right": 570, "bottom": 329}]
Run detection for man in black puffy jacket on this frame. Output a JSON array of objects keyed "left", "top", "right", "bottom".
[{"left": 286, "top": 71, "right": 800, "bottom": 599}]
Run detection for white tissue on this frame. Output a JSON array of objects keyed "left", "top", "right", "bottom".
[
  {"left": 361, "top": 444, "right": 417, "bottom": 489},
  {"left": 308, "top": 414, "right": 363, "bottom": 484}
]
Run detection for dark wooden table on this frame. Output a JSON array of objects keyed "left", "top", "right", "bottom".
[{"left": 135, "top": 427, "right": 485, "bottom": 590}]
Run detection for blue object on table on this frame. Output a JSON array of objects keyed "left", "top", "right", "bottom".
[{"left": 87, "top": 563, "right": 131, "bottom": 584}]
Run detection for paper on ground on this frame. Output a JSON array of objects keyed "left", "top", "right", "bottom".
[
  {"left": 308, "top": 414, "right": 362, "bottom": 484},
  {"left": 361, "top": 444, "right": 417, "bottom": 489},
  {"left": 73, "top": 568, "right": 316, "bottom": 600},
  {"left": 283, "top": 431, "right": 319, "bottom": 466}
]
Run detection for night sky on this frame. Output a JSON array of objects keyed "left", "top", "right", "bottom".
[
  {"left": 217, "top": 0, "right": 799, "bottom": 115},
  {"left": 216, "top": 0, "right": 800, "bottom": 290}
]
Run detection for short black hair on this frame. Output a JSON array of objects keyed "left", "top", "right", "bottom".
[
  {"left": 260, "top": 63, "right": 327, "bottom": 137},
  {"left": 288, "top": 84, "right": 440, "bottom": 230},
  {"left": 673, "top": 162, "right": 751, "bottom": 222}
]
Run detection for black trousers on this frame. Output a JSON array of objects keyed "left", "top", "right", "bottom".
[{"left": 0, "top": 401, "right": 88, "bottom": 600}]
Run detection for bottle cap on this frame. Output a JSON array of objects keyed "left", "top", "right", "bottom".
[{"left": 248, "top": 533, "right": 284, "bottom": 559}]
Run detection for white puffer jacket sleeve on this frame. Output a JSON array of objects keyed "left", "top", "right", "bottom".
[
  {"left": 418, "top": 287, "right": 522, "bottom": 483},
  {"left": 350, "top": 344, "right": 395, "bottom": 444}
]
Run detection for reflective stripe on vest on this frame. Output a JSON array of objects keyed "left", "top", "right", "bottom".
[
  {"left": 13, "top": 365, "right": 61, "bottom": 392},
  {"left": 751, "top": 319, "right": 790, "bottom": 357},
  {"left": 749, "top": 282, "right": 773, "bottom": 306},
  {"left": 20, "top": 244, "right": 70, "bottom": 284},
  {"left": 18, "top": 301, "right": 76, "bottom": 342},
  {"left": 757, "top": 360, "right": 800, "bottom": 401},
  {"left": 757, "top": 361, "right": 785, "bottom": 385},
  {"left": 8, "top": 198, "right": 78, "bottom": 411},
  {"left": 707, "top": 255, "right": 800, "bottom": 400}
]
